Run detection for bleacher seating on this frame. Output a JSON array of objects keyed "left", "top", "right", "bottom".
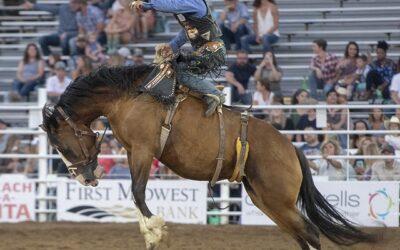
[{"left": 0, "top": 0, "right": 399, "bottom": 100}]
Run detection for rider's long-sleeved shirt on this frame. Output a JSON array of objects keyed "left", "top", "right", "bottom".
[{"left": 142, "top": 0, "right": 207, "bottom": 52}]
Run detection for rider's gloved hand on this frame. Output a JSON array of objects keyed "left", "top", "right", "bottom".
[
  {"left": 154, "top": 44, "right": 174, "bottom": 64},
  {"left": 130, "top": 0, "right": 151, "bottom": 11}
]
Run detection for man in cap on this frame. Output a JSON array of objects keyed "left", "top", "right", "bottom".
[
  {"left": 118, "top": 47, "right": 134, "bottom": 66},
  {"left": 371, "top": 144, "right": 400, "bottom": 181},
  {"left": 46, "top": 61, "right": 72, "bottom": 101},
  {"left": 384, "top": 116, "right": 400, "bottom": 151},
  {"left": 132, "top": 48, "right": 145, "bottom": 66}
]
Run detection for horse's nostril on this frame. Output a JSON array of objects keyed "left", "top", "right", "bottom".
[{"left": 85, "top": 179, "right": 91, "bottom": 184}]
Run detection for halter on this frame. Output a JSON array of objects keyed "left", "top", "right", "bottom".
[{"left": 56, "top": 107, "right": 105, "bottom": 177}]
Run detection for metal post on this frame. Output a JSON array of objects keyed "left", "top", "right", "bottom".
[
  {"left": 223, "top": 87, "right": 232, "bottom": 106},
  {"left": 220, "top": 182, "right": 230, "bottom": 224},
  {"left": 36, "top": 89, "right": 48, "bottom": 221},
  {"left": 29, "top": 88, "right": 46, "bottom": 128}
]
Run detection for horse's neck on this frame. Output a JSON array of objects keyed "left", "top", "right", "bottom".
[{"left": 71, "top": 89, "right": 119, "bottom": 124}]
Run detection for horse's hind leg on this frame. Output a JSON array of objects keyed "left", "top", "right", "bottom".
[
  {"left": 127, "top": 147, "right": 168, "bottom": 250},
  {"left": 243, "top": 178, "right": 320, "bottom": 250}
]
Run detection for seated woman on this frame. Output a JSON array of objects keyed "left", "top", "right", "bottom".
[
  {"left": 253, "top": 79, "right": 275, "bottom": 106},
  {"left": 290, "top": 89, "right": 309, "bottom": 128},
  {"left": 241, "top": 0, "right": 279, "bottom": 53},
  {"left": 326, "top": 89, "right": 346, "bottom": 130},
  {"left": 350, "top": 120, "right": 369, "bottom": 149},
  {"left": 336, "top": 41, "right": 359, "bottom": 100},
  {"left": 254, "top": 52, "right": 283, "bottom": 95},
  {"left": 368, "top": 107, "right": 386, "bottom": 146},
  {"left": 252, "top": 79, "right": 274, "bottom": 119},
  {"left": 11, "top": 43, "right": 45, "bottom": 101},
  {"left": 325, "top": 88, "right": 347, "bottom": 147},
  {"left": 366, "top": 41, "right": 397, "bottom": 101}
]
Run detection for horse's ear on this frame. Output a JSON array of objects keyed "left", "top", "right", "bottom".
[
  {"left": 41, "top": 103, "right": 55, "bottom": 132},
  {"left": 42, "top": 103, "right": 55, "bottom": 119}
]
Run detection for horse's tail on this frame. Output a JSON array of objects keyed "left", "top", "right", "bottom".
[{"left": 294, "top": 147, "right": 376, "bottom": 245}]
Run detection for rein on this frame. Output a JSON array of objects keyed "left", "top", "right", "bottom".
[
  {"left": 56, "top": 107, "right": 100, "bottom": 177},
  {"left": 96, "top": 125, "right": 108, "bottom": 149}
]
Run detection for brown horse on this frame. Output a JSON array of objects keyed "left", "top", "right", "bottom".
[{"left": 41, "top": 65, "right": 374, "bottom": 249}]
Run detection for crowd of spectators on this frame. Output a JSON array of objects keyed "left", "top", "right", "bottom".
[
  {"left": 0, "top": 119, "right": 37, "bottom": 175},
  {"left": 2, "top": 0, "right": 400, "bottom": 181}
]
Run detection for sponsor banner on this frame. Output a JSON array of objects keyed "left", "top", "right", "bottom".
[
  {"left": 242, "top": 181, "right": 399, "bottom": 227},
  {"left": 57, "top": 179, "right": 207, "bottom": 224},
  {"left": 315, "top": 181, "right": 399, "bottom": 227},
  {"left": 0, "top": 174, "right": 36, "bottom": 222}
]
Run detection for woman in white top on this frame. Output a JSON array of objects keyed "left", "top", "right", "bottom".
[
  {"left": 253, "top": 79, "right": 274, "bottom": 106},
  {"left": 241, "top": 0, "right": 280, "bottom": 53},
  {"left": 252, "top": 79, "right": 274, "bottom": 119}
]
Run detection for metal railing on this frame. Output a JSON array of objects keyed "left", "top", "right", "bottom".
[{"left": 1, "top": 89, "right": 400, "bottom": 222}]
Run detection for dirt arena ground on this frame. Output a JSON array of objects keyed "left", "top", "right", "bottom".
[{"left": 0, "top": 223, "right": 397, "bottom": 250}]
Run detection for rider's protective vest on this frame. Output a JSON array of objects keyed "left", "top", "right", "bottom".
[
  {"left": 173, "top": 0, "right": 225, "bottom": 76},
  {"left": 173, "top": 0, "right": 222, "bottom": 50},
  {"left": 141, "top": 0, "right": 226, "bottom": 97}
]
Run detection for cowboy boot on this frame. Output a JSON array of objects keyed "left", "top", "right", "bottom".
[{"left": 204, "top": 94, "right": 225, "bottom": 117}]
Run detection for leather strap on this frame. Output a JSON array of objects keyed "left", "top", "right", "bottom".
[
  {"left": 210, "top": 106, "right": 225, "bottom": 187},
  {"left": 157, "top": 94, "right": 187, "bottom": 159},
  {"left": 238, "top": 111, "right": 249, "bottom": 178},
  {"left": 56, "top": 107, "right": 99, "bottom": 176},
  {"left": 229, "top": 110, "right": 250, "bottom": 182}
]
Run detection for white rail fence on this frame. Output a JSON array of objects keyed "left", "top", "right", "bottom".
[{"left": 1, "top": 89, "right": 400, "bottom": 222}]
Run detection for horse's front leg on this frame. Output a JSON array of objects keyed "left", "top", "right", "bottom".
[{"left": 127, "top": 147, "right": 168, "bottom": 250}]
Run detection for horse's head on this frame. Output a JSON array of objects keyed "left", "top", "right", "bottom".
[{"left": 40, "top": 103, "right": 105, "bottom": 187}]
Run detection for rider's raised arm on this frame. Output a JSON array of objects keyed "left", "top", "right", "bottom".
[
  {"left": 169, "top": 30, "right": 188, "bottom": 53},
  {"left": 142, "top": 0, "right": 206, "bottom": 18}
]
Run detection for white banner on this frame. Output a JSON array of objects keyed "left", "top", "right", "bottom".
[
  {"left": 242, "top": 181, "right": 399, "bottom": 227},
  {"left": 57, "top": 179, "right": 207, "bottom": 224},
  {"left": 0, "top": 174, "right": 36, "bottom": 222},
  {"left": 315, "top": 181, "right": 399, "bottom": 227}
]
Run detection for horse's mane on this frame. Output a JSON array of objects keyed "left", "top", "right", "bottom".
[
  {"left": 60, "top": 64, "right": 153, "bottom": 108},
  {"left": 43, "top": 64, "right": 154, "bottom": 130}
]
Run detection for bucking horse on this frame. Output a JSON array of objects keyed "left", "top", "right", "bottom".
[{"left": 40, "top": 65, "right": 375, "bottom": 249}]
